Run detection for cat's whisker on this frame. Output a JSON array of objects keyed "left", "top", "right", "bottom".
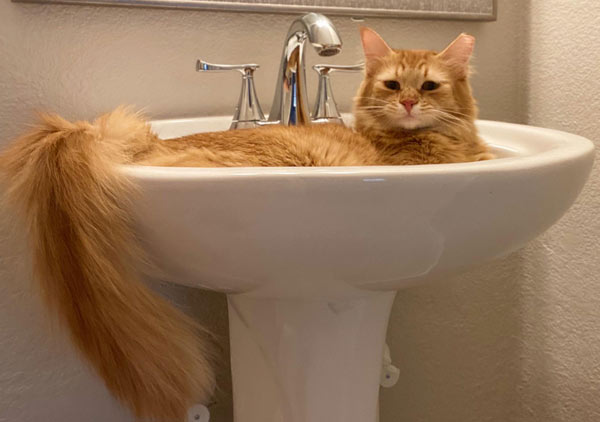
[
  {"left": 429, "top": 111, "right": 471, "bottom": 131},
  {"left": 356, "top": 105, "right": 387, "bottom": 109},
  {"left": 419, "top": 107, "right": 458, "bottom": 121},
  {"left": 433, "top": 112, "right": 467, "bottom": 125},
  {"left": 431, "top": 109, "right": 471, "bottom": 123},
  {"left": 441, "top": 117, "right": 472, "bottom": 131},
  {"left": 369, "top": 110, "right": 390, "bottom": 116},
  {"left": 437, "top": 119, "right": 471, "bottom": 133},
  {"left": 368, "top": 110, "right": 387, "bottom": 117},
  {"left": 354, "top": 96, "right": 394, "bottom": 106},
  {"left": 437, "top": 106, "right": 471, "bottom": 115},
  {"left": 355, "top": 106, "right": 389, "bottom": 115},
  {"left": 355, "top": 107, "right": 388, "bottom": 112},
  {"left": 436, "top": 108, "right": 474, "bottom": 119}
]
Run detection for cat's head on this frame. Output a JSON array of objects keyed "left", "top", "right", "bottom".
[{"left": 354, "top": 28, "right": 477, "bottom": 134}]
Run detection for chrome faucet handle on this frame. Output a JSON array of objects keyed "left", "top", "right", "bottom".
[
  {"left": 196, "top": 60, "right": 266, "bottom": 129},
  {"left": 312, "top": 63, "right": 364, "bottom": 124},
  {"left": 313, "top": 63, "right": 365, "bottom": 74},
  {"left": 196, "top": 60, "right": 259, "bottom": 74}
]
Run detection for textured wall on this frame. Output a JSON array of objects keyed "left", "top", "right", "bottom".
[
  {"left": 516, "top": 1, "right": 600, "bottom": 420},
  {"left": 2, "top": 1, "right": 595, "bottom": 422}
]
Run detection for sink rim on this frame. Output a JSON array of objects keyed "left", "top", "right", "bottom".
[{"left": 122, "top": 117, "right": 595, "bottom": 179}]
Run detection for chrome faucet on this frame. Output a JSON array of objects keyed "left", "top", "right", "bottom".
[
  {"left": 197, "top": 13, "right": 349, "bottom": 128},
  {"left": 268, "top": 13, "right": 342, "bottom": 126}
]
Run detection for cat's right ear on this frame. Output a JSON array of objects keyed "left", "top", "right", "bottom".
[
  {"left": 437, "top": 33, "right": 475, "bottom": 79},
  {"left": 359, "top": 27, "right": 392, "bottom": 74}
]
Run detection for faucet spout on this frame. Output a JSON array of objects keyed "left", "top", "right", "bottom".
[{"left": 268, "top": 13, "right": 342, "bottom": 126}]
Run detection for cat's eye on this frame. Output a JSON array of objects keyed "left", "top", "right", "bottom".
[
  {"left": 383, "top": 80, "right": 401, "bottom": 90},
  {"left": 421, "top": 81, "right": 440, "bottom": 91}
]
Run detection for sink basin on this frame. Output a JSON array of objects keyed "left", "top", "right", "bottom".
[
  {"left": 125, "top": 116, "right": 593, "bottom": 295},
  {"left": 122, "top": 116, "right": 594, "bottom": 422}
]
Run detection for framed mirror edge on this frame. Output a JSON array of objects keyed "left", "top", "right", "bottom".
[{"left": 11, "top": 0, "right": 497, "bottom": 21}]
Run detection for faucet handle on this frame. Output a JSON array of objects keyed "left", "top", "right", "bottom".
[
  {"left": 196, "top": 60, "right": 260, "bottom": 74},
  {"left": 196, "top": 60, "right": 265, "bottom": 129},
  {"left": 312, "top": 63, "right": 364, "bottom": 74},
  {"left": 312, "top": 63, "right": 365, "bottom": 124}
]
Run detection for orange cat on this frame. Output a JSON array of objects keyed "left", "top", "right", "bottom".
[{"left": 0, "top": 28, "right": 490, "bottom": 422}]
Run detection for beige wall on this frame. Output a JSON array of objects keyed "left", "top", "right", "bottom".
[
  {"left": 1, "top": 1, "right": 598, "bottom": 421},
  {"left": 516, "top": 1, "right": 600, "bottom": 420}
]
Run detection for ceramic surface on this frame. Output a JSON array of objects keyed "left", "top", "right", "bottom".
[{"left": 124, "top": 116, "right": 594, "bottom": 298}]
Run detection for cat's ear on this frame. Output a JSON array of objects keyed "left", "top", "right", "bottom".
[
  {"left": 437, "top": 33, "right": 475, "bottom": 79},
  {"left": 360, "top": 27, "right": 393, "bottom": 73}
]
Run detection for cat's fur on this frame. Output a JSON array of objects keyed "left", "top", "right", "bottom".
[
  {"left": 0, "top": 110, "right": 215, "bottom": 422},
  {"left": 0, "top": 29, "right": 490, "bottom": 421}
]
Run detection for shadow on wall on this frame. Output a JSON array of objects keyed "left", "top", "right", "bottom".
[
  {"left": 379, "top": 252, "right": 529, "bottom": 422},
  {"left": 147, "top": 279, "right": 233, "bottom": 422},
  {"left": 511, "top": 238, "right": 554, "bottom": 420}
]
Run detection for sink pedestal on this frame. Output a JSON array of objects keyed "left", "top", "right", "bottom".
[{"left": 227, "top": 291, "right": 396, "bottom": 422}]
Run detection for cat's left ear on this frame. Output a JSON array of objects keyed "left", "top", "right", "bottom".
[
  {"left": 360, "top": 27, "right": 393, "bottom": 74},
  {"left": 437, "top": 33, "right": 475, "bottom": 79}
]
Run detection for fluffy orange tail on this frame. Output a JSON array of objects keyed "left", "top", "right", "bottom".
[{"left": 0, "top": 108, "right": 215, "bottom": 421}]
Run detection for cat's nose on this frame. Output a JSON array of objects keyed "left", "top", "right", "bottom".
[{"left": 401, "top": 100, "right": 417, "bottom": 113}]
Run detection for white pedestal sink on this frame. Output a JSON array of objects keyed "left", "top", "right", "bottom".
[{"left": 122, "top": 116, "right": 594, "bottom": 422}]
